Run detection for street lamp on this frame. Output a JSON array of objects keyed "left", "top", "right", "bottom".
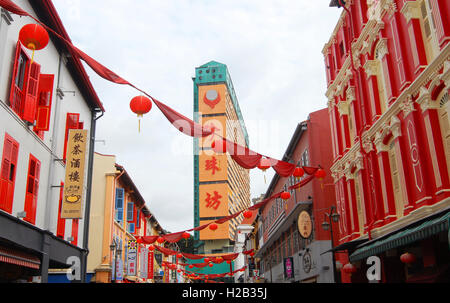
[{"left": 321, "top": 206, "right": 340, "bottom": 283}]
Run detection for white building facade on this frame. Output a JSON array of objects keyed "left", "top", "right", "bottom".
[{"left": 0, "top": 0, "right": 104, "bottom": 283}]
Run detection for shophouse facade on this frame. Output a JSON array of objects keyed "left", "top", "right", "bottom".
[
  {"left": 256, "top": 109, "right": 338, "bottom": 283},
  {"left": 325, "top": 0, "right": 450, "bottom": 282},
  {"left": 0, "top": 0, "right": 104, "bottom": 282},
  {"left": 87, "top": 152, "right": 166, "bottom": 283}
]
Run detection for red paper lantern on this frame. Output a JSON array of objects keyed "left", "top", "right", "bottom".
[
  {"left": 177, "top": 253, "right": 183, "bottom": 259},
  {"left": 204, "top": 257, "right": 210, "bottom": 263},
  {"left": 257, "top": 158, "right": 271, "bottom": 171},
  {"left": 343, "top": 263, "right": 357, "bottom": 274},
  {"left": 249, "top": 252, "right": 255, "bottom": 257},
  {"left": 130, "top": 96, "right": 152, "bottom": 117},
  {"left": 148, "top": 245, "right": 155, "bottom": 251},
  {"left": 315, "top": 168, "right": 326, "bottom": 180},
  {"left": 189, "top": 265, "right": 194, "bottom": 269},
  {"left": 280, "top": 191, "right": 291, "bottom": 201},
  {"left": 243, "top": 210, "right": 253, "bottom": 219},
  {"left": 156, "top": 237, "right": 165, "bottom": 244},
  {"left": 216, "top": 257, "right": 223, "bottom": 263},
  {"left": 400, "top": 252, "right": 416, "bottom": 264},
  {"left": 19, "top": 24, "right": 49, "bottom": 51},
  {"left": 209, "top": 223, "right": 218, "bottom": 231},
  {"left": 208, "top": 263, "right": 213, "bottom": 267},
  {"left": 226, "top": 260, "right": 231, "bottom": 264},
  {"left": 182, "top": 232, "right": 190, "bottom": 239},
  {"left": 130, "top": 96, "right": 152, "bottom": 132},
  {"left": 293, "top": 167, "right": 304, "bottom": 179}
]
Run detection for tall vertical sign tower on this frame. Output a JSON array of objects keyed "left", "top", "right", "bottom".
[{"left": 193, "top": 61, "right": 250, "bottom": 255}]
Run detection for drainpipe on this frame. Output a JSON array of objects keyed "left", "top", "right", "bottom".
[{"left": 80, "top": 108, "right": 104, "bottom": 283}]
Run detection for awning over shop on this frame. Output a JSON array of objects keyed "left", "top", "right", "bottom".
[
  {"left": 0, "top": 246, "right": 41, "bottom": 270},
  {"left": 320, "top": 238, "right": 368, "bottom": 255},
  {"left": 349, "top": 211, "right": 450, "bottom": 262}
]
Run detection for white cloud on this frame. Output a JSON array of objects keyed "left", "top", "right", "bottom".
[{"left": 52, "top": 0, "right": 341, "bottom": 233}]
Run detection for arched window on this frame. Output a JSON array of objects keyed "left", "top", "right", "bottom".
[
  {"left": 437, "top": 89, "right": 450, "bottom": 176},
  {"left": 374, "top": 40, "right": 389, "bottom": 114},
  {"left": 418, "top": 0, "right": 439, "bottom": 63}
]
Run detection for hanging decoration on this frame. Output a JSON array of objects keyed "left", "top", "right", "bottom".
[
  {"left": 258, "top": 157, "right": 271, "bottom": 183},
  {"left": 343, "top": 263, "right": 357, "bottom": 274},
  {"left": 293, "top": 167, "right": 305, "bottom": 180},
  {"left": 18, "top": 23, "right": 49, "bottom": 62},
  {"left": 243, "top": 210, "right": 253, "bottom": 219},
  {"left": 400, "top": 252, "right": 416, "bottom": 264},
  {"left": 129, "top": 95, "right": 152, "bottom": 133},
  {"left": 0, "top": 1, "right": 327, "bottom": 180}
]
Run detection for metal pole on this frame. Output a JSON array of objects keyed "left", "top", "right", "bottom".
[{"left": 329, "top": 211, "right": 338, "bottom": 283}]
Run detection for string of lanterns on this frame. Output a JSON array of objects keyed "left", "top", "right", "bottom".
[
  {"left": 3, "top": 0, "right": 328, "bottom": 182},
  {"left": 2, "top": 0, "right": 331, "bottom": 281}
]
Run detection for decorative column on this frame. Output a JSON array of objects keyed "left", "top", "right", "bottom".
[
  {"left": 337, "top": 94, "right": 351, "bottom": 151},
  {"left": 401, "top": 1, "right": 429, "bottom": 75},
  {"left": 373, "top": 129, "right": 397, "bottom": 224},
  {"left": 344, "top": 161, "right": 360, "bottom": 238},
  {"left": 363, "top": 59, "right": 383, "bottom": 122},
  {"left": 416, "top": 85, "right": 450, "bottom": 199},
  {"left": 398, "top": 95, "right": 433, "bottom": 213},
  {"left": 233, "top": 224, "right": 254, "bottom": 282},
  {"left": 389, "top": 115, "right": 410, "bottom": 218}
]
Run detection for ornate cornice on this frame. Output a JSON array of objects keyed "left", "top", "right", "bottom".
[
  {"left": 363, "top": 60, "right": 379, "bottom": 77},
  {"left": 337, "top": 99, "right": 350, "bottom": 116},
  {"left": 400, "top": 0, "right": 421, "bottom": 23},
  {"left": 416, "top": 86, "right": 439, "bottom": 112}
]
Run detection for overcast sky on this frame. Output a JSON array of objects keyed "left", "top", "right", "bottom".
[{"left": 52, "top": 0, "right": 342, "bottom": 234}]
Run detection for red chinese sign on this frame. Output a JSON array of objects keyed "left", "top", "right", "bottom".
[
  {"left": 205, "top": 156, "right": 220, "bottom": 175},
  {"left": 205, "top": 191, "right": 222, "bottom": 210},
  {"left": 148, "top": 251, "right": 154, "bottom": 280}
]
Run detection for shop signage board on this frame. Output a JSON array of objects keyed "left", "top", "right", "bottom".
[{"left": 61, "top": 129, "right": 88, "bottom": 219}]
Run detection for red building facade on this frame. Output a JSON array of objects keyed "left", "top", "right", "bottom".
[
  {"left": 256, "top": 109, "right": 339, "bottom": 283},
  {"left": 324, "top": 0, "right": 450, "bottom": 282}
]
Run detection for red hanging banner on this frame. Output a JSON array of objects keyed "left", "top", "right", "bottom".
[{"left": 148, "top": 250, "right": 154, "bottom": 280}]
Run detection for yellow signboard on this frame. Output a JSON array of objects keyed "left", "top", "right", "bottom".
[
  {"left": 199, "top": 154, "right": 228, "bottom": 182},
  {"left": 198, "top": 84, "right": 227, "bottom": 115},
  {"left": 199, "top": 183, "right": 229, "bottom": 218},
  {"left": 61, "top": 129, "right": 88, "bottom": 219}
]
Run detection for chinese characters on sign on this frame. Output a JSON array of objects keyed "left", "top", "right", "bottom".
[
  {"left": 205, "top": 191, "right": 222, "bottom": 210},
  {"left": 127, "top": 240, "right": 137, "bottom": 276},
  {"left": 205, "top": 156, "right": 220, "bottom": 175},
  {"left": 62, "top": 129, "right": 87, "bottom": 219}
]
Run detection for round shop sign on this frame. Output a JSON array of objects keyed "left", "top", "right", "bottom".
[
  {"left": 298, "top": 210, "right": 312, "bottom": 239},
  {"left": 302, "top": 251, "right": 312, "bottom": 274}
]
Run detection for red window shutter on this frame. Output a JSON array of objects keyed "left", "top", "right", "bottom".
[
  {"left": 0, "top": 134, "right": 19, "bottom": 213},
  {"left": 9, "top": 41, "right": 28, "bottom": 115},
  {"left": 35, "top": 74, "right": 55, "bottom": 131},
  {"left": 63, "top": 113, "right": 80, "bottom": 160},
  {"left": 24, "top": 154, "right": 40, "bottom": 225},
  {"left": 56, "top": 182, "right": 65, "bottom": 238},
  {"left": 22, "top": 62, "right": 41, "bottom": 123},
  {"left": 71, "top": 219, "right": 79, "bottom": 246}
]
